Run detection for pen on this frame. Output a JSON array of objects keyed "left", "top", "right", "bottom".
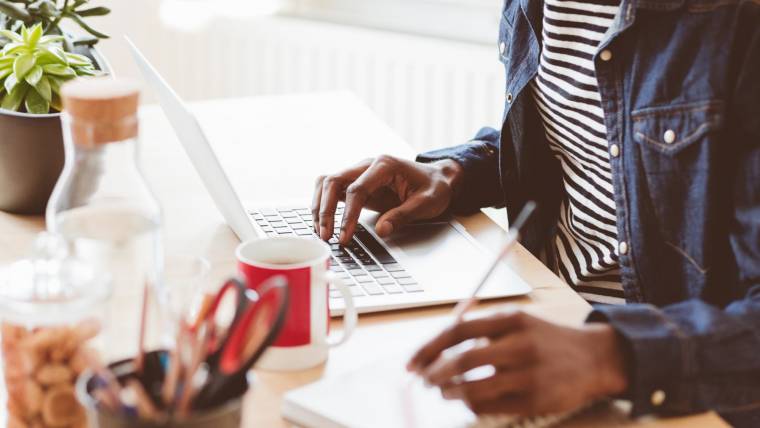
[
  {"left": 83, "top": 349, "right": 124, "bottom": 407},
  {"left": 126, "top": 378, "right": 161, "bottom": 420},
  {"left": 451, "top": 201, "right": 537, "bottom": 322},
  {"left": 135, "top": 281, "right": 151, "bottom": 373}
]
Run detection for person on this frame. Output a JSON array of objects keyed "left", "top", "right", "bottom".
[{"left": 311, "top": 0, "right": 760, "bottom": 426}]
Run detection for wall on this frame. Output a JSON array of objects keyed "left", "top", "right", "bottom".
[{"left": 89, "top": 0, "right": 505, "bottom": 152}]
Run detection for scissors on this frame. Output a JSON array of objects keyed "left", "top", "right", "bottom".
[{"left": 183, "top": 275, "right": 290, "bottom": 411}]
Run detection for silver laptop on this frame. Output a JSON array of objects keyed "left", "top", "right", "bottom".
[{"left": 126, "top": 38, "right": 531, "bottom": 315}]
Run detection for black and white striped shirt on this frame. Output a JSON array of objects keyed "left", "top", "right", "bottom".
[{"left": 531, "top": 0, "right": 625, "bottom": 305}]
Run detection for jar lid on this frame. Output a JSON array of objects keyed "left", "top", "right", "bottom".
[
  {"left": 0, "top": 234, "right": 111, "bottom": 325},
  {"left": 61, "top": 78, "right": 141, "bottom": 146}
]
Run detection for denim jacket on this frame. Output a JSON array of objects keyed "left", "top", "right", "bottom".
[{"left": 418, "top": 0, "right": 760, "bottom": 425}]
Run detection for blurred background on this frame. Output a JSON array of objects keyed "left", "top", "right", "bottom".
[{"left": 87, "top": 0, "right": 504, "bottom": 152}]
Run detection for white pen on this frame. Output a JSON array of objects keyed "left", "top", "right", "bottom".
[{"left": 451, "top": 201, "right": 537, "bottom": 322}]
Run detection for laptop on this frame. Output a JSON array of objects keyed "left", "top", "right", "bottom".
[{"left": 126, "top": 38, "right": 531, "bottom": 315}]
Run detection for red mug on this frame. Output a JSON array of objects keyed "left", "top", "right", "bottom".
[{"left": 236, "top": 237, "right": 357, "bottom": 370}]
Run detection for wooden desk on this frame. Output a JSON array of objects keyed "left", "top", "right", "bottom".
[{"left": 0, "top": 93, "right": 725, "bottom": 427}]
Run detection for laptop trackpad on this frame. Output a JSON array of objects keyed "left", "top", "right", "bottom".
[{"left": 383, "top": 222, "right": 531, "bottom": 298}]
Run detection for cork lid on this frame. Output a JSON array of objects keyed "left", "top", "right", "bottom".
[{"left": 61, "top": 78, "right": 141, "bottom": 146}]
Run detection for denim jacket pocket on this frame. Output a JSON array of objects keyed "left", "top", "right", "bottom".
[{"left": 631, "top": 100, "right": 724, "bottom": 157}]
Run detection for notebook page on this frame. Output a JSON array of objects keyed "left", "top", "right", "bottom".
[{"left": 283, "top": 355, "right": 580, "bottom": 428}]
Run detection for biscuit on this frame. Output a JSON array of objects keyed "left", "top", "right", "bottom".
[
  {"left": 36, "top": 364, "right": 74, "bottom": 386},
  {"left": 41, "top": 385, "right": 81, "bottom": 428}
]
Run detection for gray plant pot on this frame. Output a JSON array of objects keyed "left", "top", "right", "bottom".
[{"left": 0, "top": 47, "right": 111, "bottom": 215}]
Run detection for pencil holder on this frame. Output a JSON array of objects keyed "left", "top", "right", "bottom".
[{"left": 76, "top": 351, "right": 245, "bottom": 428}]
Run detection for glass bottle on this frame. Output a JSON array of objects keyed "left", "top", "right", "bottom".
[
  {"left": 46, "top": 78, "right": 164, "bottom": 363},
  {"left": 0, "top": 233, "right": 109, "bottom": 428}
]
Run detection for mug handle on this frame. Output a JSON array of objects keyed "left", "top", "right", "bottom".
[{"left": 325, "top": 272, "right": 357, "bottom": 347}]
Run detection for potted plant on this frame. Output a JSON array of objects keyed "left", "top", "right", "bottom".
[{"left": 0, "top": 0, "right": 110, "bottom": 215}]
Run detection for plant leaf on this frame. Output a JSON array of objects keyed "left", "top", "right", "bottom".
[
  {"left": 1, "top": 81, "right": 28, "bottom": 111},
  {"left": 13, "top": 53, "right": 35, "bottom": 79},
  {"left": 75, "top": 66, "right": 97, "bottom": 76},
  {"left": 2, "top": 42, "right": 27, "bottom": 56},
  {"left": 48, "top": 75, "right": 65, "bottom": 93},
  {"left": 20, "top": 25, "right": 29, "bottom": 43},
  {"left": 34, "top": 74, "right": 51, "bottom": 102},
  {"left": 4, "top": 72, "right": 17, "bottom": 93},
  {"left": 27, "top": 24, "right": 43, "bottom": 48},
  {"left": 38, "top": 0, "right": 60, "bottom": 19},
  {"left": 25, "top": 85, "right": 49, "bottom": 114},
  {"left": 50, "top": 92, "right": 62, "bottom": 112},
  {"left": 39, "top": 35, "right": 64, "bottom": 45},
  {"left": 44, "top": 44, "right": 67, "bottom": 64},
  {"left": 64, "top": 52, "right": 91, "bottom": 67},
  {"left": 42, "top": 63, "right": 75, "bottom": 77},
  {"left": 0, "top": 29, "right": 22, "bottom": 43},
  {"left": 35, "top": 49, "right": 65, "bottom": 65},
  {"left": 0, "top": 1, "right": 32, "bottom": 22},
  {"left": 25, "top": 64, "right": 42, "bottom": 85},
  {"left": 75, "top": 6, "right": 111, "bottom": 17},
  {"left": 64, "top": 12, "right": 110, "bottom": 39},
  {"left": 72, "top": 35, "right": 99, "bottom": 46},
  {"left": 0, "top": 67, "right": 11, "bottom": 80}
]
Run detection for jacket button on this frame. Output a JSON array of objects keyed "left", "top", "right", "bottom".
[
  {"left": 610, "top": 144, "right": 620, "bottom": 158},
  {"left": 600, "top": 49, "right": 613, "bottom": 62},
  {"left": 663, "top": 129, "right": 676, "bottom": 144},
  {"left": 506, "top": 92, "right": 513, "bottom": 103},
  {"left": 619, "top": 241, "right": 629, "bottom": 255},
  {"left": 651, "top": 390, "right": 666, "bottom": 407},
  {"left": 499, "top": 42, "right": 506, "bottom": 55}
]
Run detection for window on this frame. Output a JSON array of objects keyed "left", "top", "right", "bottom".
[{"left": 286, "top": 0, "right": 501, "bottom": 45}]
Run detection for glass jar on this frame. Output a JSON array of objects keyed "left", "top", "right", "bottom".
[
  {"left": 46, "top": 78, "right": 164, "bottom": 362},
  {"left": 0, "top": 234, "right": 110, "bottom": 428}
]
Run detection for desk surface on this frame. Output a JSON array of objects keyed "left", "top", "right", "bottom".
[{"left": 0, "top": 93, "right": 725, "bottom": 427}]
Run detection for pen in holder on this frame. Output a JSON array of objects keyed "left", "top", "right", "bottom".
[
  {"left": 77, "top": 351, "right": 245, "bottom": 428},
  {"left": 76, "top": 276, "right": 290, "bottom": 427}
]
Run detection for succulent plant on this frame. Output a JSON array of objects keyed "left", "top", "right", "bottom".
[
  {"left": 0, "top": 23, "right": 98, "bottom": 114},
  {"left": 0, "top": 0, "right": 110, "bottom": 50}
]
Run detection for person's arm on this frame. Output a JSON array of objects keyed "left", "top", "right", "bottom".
[
  {"left": 588, "top": 17, "right": 760, "bottom": 421},
  {"left": 417, "top": 127, "right": 504, "bottom": 214}
]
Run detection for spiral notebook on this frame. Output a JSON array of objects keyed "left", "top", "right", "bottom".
[{"left": 282, "top": 357, "right": 583, "bottom": 428}]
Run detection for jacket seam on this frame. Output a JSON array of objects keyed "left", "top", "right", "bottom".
[{"left": 631, "top": 100, "right": 724, "bottom": 118}]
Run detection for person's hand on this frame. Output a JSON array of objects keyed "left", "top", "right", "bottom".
[
  {"left": 312, "top": 155, "right": 463, "bottom": 244},
  {"left": 407, "top": 311, "right": 629, "bottom": 416}
]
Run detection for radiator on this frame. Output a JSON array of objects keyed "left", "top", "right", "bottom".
[{"left": 101, "top": 7, "right": 505, "bottom": 151}]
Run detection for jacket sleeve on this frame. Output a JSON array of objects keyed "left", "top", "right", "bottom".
[
  {"left": 588, "top": 18, "right": 760, "bottom": 422},
  {"left": 416, "top": 127, "right": 504, "bottom": 214}
]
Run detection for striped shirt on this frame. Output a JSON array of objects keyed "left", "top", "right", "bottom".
[{"left": 530, "top": 0, "right": 626, "bottom": 305}]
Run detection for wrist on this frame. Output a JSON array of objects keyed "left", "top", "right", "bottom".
[
  {"left": 435, "top": 159, "right": 464, "bottom": 198},
  {"left": 585, "top": 324, "right": 629, "bottom": 398}
]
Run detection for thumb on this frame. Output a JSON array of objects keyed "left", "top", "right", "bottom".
[{"left": 376, "top": 195, "right": 428, "bottom": 237}]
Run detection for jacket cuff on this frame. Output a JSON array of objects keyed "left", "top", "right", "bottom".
[
  {"left": 587, "top": 304, "right": 687, "bottom": 416},
  {"left": 417, "top": 141, "right": 501, "bottom": 214}
]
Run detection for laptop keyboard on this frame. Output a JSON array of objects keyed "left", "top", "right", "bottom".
[{"left": 249, "top": 205, "right": 422, "bottom": 299}]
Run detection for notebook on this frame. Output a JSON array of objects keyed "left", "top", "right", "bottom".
[{"left": 281, "top": 355, "right": 581, "bottom": 428}]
